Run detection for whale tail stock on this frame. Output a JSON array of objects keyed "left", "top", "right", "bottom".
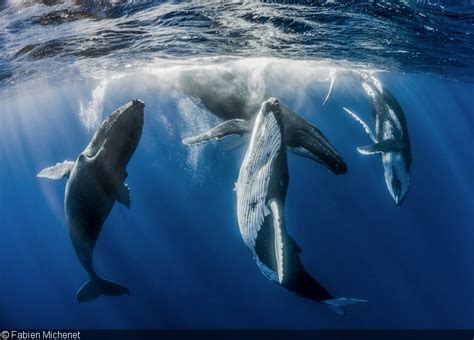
[
  {"left": 286, "top": 265, "right": 367, "bottom": 315},
  {"left": 282, "top": 245, "right": 367, "bottom": 316},
  {"left": 76, "top": 277, "right": 130, "bottom": 303}
]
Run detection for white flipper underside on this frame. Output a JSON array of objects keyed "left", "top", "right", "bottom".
[
  {"left": 269, "top": 200, "right": 284, "bottom": 284},
  {"left": 182, "top": 119, "right": 249, "bottom": 146},
  {"left": 37, "top": 161, "right": 74, "bottom": 180},
  {"left": 322, "top": 72, "right": 336, "bottom": 106},
  {"left": 343, "top": 107, "right": 377, "bottom": 143}
]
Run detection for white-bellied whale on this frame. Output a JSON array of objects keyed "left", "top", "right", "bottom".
[
  {"left": 179, "top": 70, "right": 347, "bottom": 175},
  {"left": 37, "top": 99, "right": 145, "bottom": 302},
  {"left": 236, "top": 97, "right": 366, "bottom": 314},
  {"left": 343, "top": 75, "right": 412, "bottom": 205}
]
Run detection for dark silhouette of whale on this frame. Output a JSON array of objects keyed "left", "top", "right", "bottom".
[
  {"left": 236, "top": 98, "right": 366, "bottom": 314},
  {"left": 179, "top": 69, "right": 347, "bottom": 175},
  {"left": 37, "top": 99, "right": 145, "bottom": 302}
]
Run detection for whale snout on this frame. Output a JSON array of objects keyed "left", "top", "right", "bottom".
[
  {"left": 131, "top": 98, "right": 145, "bottom": 110},
  {"left": 383, "top": 153, "right": 410, "bottom": 206},
  {"left": 261, "top": 97, "right": 280, "bottom": 116}
]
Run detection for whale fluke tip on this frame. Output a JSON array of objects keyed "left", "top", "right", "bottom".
[{"left": 76, "top": 277, "right": 129, "bottom": 303}]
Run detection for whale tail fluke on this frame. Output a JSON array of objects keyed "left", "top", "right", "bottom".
[
  {"left": 323, "top": 297, "right": 368, "bottom": 315},
  {"left": 76, "top": 277, "right": 130, "bottom": 303}
]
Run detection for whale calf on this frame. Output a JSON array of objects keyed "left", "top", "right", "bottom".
[
  {"left": 180, "top": 70, "right": 347, "bottom": 175},
  {"left": 37, "top": 99, "right": 145, "bottom": 302},
  {"left": 236, "top": 97, "right": 366, "bottom": 314},
  {"left": 343, "top": 75, "right": 412, "bottom": 205}
]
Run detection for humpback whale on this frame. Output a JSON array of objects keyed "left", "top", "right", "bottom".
[
  {"left": 343, "top": 75, "right": 412, "bottom": 205},
  {"left": 37, "top": 99, "right": 145, "bottom": 302},
  {"left": 179, "top": 70, "right": 347, "bottom": 175},
  {"left": 236, "top": 97, "right": 366, "bottom": 314}
]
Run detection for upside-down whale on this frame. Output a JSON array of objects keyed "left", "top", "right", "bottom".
[
  {"left": 179, "top": 70, "right": 347, "bottom": 175},
  {"left": 37, "top": 99, "right": 145, "bottom": 302},
  {"left": 342, "top": 74, "right": 412, "bottom": 205},
  {"left": 236, "top": 97, "right": 366, "bottom": 314}
]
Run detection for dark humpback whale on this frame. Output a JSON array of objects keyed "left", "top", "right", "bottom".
[
  {"left": 343, "top": 75, "right": 412, "bottom": 205},
  {"left": 37, "top": 99, "right": 145, "bottom": 302},
  {"left": 179, "top": 70, "right": 347, "bottom": 175},
  {"left": 236, "top": 97, "right": 366, "bottom": 314}
]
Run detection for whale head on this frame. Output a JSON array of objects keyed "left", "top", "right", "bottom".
[
  {"left": 82, "top": 99, "right": 145, "bottom": 170},
  {"left": 260, "top": 97, "right": 282, "bottom": 119},
  {"left": 382, "top": 152, "right": 410, "bottom": 206}
]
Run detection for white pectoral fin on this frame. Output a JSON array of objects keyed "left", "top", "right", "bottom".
[
  {"left": 343, "top": 107, "right": 376, "bottom": 143},
  {"left": 357, "top": 139, "right": 406, "bottom": 155},
  {"left": 357, "top": 145, "right": 383, "bottom": 155},
  {"left": 116, "top": 183, "right": 131, "bottom": 208},
  {"left": 37, "top": 161, "right": 74, "bottom": 180},
  {"left": 322, "top": 72, "right": 336, "bottom": 106},
  {"left": 182, "top": 119, "right": 250, "bottom": 146},
  {"left": 269, "top": 200, "right": 284, "bottom": 284},
  {"left": 323, "top": 297, "right": 368, "bottom": 315}
]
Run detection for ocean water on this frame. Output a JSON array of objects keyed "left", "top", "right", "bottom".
[{"left": 0, "top": 0, "right": 473, "bottom": 330}]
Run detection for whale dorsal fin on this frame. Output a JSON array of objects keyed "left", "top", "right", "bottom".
[
  {"left": 286, "top": 235, "right": 302, "bottom": 254},
  {"left": 116, "top": 183, "right": 131, "bottom": 208},
  {"left": 37, "top": 161, "right": 74, "bottom": 180},
  {"left": 357, "top": 139, "right": 406, "bottom": 155}
]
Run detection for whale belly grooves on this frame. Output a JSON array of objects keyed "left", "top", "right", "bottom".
[{"left": 236, "top": 106, "right": 282, "bottom": 247}]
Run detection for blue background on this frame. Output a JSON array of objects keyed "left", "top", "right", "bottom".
[{"left": 0, "top": 70, "right": 473, "bottom": 329}]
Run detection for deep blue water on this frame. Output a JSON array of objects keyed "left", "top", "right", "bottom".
[{"left": 1, "top": 0, "right": 474, "bottom": 330}]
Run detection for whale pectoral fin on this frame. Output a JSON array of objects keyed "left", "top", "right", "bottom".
[
  {"left": 286, "top": 123, "right": 347, "bottom": 175},
  {"left": 269, "top": 200, "right": 285, "bottom": 284},
  {"left": 343, "top": 107, "right": 376, "bottom": 143},
  {"left": 322, "top": 72, "right": 336, "bottom": 106},
  {"left": 357, "top": 139, "right": 406, "bottom": 155},
  {"left": 289, "top": 146, "right": 323, "bottom": 164},
  {"left": 37, "top": 161, "right": 74, "bottom": 180},
  {"left": 116, "top": 183, "right": 131, "bottom": 208},
  {"left": 182, "top": 119, "right": 250, "bottom": 145},
  {"left": 221, "top": 134, "right": 250, "bottom": 151}
]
